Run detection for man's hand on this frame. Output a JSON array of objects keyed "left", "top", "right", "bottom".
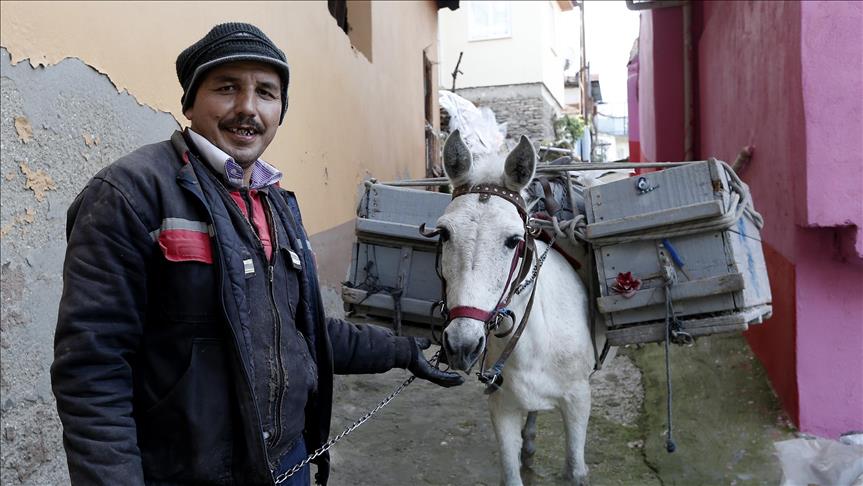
[{"left": 407, "top": 338, "right": 464, "bottom": 387}]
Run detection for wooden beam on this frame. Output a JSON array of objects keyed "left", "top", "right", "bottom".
[
  {"left": 586, "top": 200, "right": 724, "bottom": 239},
  {"left": 597, "top": 273, "right": 745, "bottom": 314},
  {"left": 605, "top": 305, "right": 772, "bottom": 345}
]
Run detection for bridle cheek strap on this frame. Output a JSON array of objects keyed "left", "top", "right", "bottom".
[{"left": 447, "top": 240, "right": 524, "bottom": 326}]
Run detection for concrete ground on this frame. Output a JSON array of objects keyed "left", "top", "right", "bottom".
[{"left": 328, "top": 324, "right": 796, "bottom": 486}]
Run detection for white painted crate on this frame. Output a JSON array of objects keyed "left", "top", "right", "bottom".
[
  {"left": 584, "top": 160, "right": 772, "bottom": 345},
  {"left": 342, "top": 182, "right": 450, "bottom": 330}
]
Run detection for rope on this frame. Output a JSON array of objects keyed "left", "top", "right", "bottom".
[
  {"left": 659, "top": 254, "right": 694, "bottom": 455},
  {"left": 663, "top": 288, "right": 677, "bottom": 454}
]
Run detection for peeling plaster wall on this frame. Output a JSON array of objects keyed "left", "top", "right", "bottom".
[
  {"left": 0, "top": 1, "right": 440, "bottom": 240},
  {"left": 0, "top": 48, "right": 179, "bottom": 485}
]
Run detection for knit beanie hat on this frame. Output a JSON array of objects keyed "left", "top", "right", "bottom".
[{"left": 176, "top": 22, "right": 290, "bottom": 124}]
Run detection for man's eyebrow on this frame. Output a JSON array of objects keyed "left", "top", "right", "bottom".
[
  {"left": 257, "top": 80, "right": 279, "bottom": 91},
  {"left": 209, "top": 74, "right": 242, "bottom": 84},
  {"left": 207, "top": 74, "right": 279, "bottom": 92}
]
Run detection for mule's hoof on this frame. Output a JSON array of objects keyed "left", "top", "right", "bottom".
[
  {"left": 566, "top": 474, "right": 589, "bottom": 486},
  {"left": 520, "top": 445, "right": 536, "bottom": 468}
]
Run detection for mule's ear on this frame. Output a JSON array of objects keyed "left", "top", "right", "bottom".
[
  {"left": 443, "top": 130, "right": 472, "bottom": 185},
  {"left": 503, "top": 135, "right": 536, "bottom": 191}
]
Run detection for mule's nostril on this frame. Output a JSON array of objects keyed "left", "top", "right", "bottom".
[
  {"left": 472, "top": 338, "right": 484, "bottom": 358},
  {"left": 443, "top": 333, "right": 456, "bottom": 357}
]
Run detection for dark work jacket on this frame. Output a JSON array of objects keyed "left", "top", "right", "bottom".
[
  {"left": 195, "top": 154, "right": 313, "bottom": 467},
  {"left": 51, "top": 131, "right": 413, "bottom": 485}
]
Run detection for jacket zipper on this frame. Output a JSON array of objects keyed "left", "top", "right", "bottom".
[
  {"left": 241, "top": 190, "right": 289, "bottom": 448},
  {"left": 174, "top": 171, "right": 271, "bottom": 475},
  {"left": 215, "top": 181, "right": 288, "bottom": 452}
]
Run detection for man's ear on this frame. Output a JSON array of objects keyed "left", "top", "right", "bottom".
[
  {"left": 443, "top": 130, "right": 473, "bottom": 187},
  {"left": 503, "top": 135, "right": 536, "bottom": 191}
]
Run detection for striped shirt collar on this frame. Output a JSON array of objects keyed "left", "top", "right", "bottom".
[{"left": 186, "top": 128, "right": 282, "bottom": 190}]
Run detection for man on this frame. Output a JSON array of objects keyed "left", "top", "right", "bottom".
[{"left": 51, "top": 22, "right": 462, "bottom": 486}]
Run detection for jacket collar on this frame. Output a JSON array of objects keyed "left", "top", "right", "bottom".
[
  {"left": 170, "top": 130, "right": 207, "bottom": 201},
  {"left": 184, "top": 129, "right": 282, "bottom": 190},
  {"left": 171, "top": 130, "right": 277, "bottom": 197}
]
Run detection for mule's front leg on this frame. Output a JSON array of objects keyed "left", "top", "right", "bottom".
[
  {"left": 520, "top": 411, "right": 538, "bottom": 469},
  {"left": 489, "top": 399, "right": 525, "bottom": 486},
  {"left": 561, "top": 380, "right": 591, "bottom": 486}
]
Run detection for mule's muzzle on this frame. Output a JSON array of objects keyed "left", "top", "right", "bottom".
[{"left": 443, "top": 331, "right": 485, "bottom": 371}]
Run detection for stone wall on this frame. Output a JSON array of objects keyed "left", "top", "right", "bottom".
[
  {"left": 0, "top": 48, "right": 179, "bottom": 485},
  {"left": 452, "top": 82, "right": 562, "bottom": 144}
]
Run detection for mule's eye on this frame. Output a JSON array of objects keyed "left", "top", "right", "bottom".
[
  {"left": 439, "top": 227, "right": 451, "bottom": 242},
  {"left": 505, "top": 235, "right": 522, "bottom": 249}
]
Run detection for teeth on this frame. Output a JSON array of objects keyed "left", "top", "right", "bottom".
[{"left": 229, "top": 128, "right": 256, "bottom": 136}]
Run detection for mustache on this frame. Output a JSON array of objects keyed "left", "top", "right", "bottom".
[{"left": 219, "top": 117, "right": 264, "bottom": 133}]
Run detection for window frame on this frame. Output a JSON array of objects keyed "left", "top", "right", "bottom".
[{"left": 467, "top": 1, "right": 513, "bottom": 42}]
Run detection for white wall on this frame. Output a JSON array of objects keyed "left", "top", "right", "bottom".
[{"left": 439, "top": 0, "right": 575, "bottom": 106}]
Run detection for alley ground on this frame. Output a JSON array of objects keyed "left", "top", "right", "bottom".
[{"left": 328, "top": 321, "right": 796, "bottom": 486}]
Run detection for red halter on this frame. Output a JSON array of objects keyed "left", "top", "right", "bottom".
[
  {"left": 446, "top": 239, "right": 525, "bottom": 329},
  {"left": 421, "top": 182, "right": 536, "bottom": 333}
]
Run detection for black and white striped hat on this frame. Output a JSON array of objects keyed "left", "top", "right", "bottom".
[{"left": 176, "top": 22, "right": 290, "bottom": 123}]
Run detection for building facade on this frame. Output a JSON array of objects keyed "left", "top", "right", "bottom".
[{"left": 438, "top": 0, "right": 576, "bottom": 143}]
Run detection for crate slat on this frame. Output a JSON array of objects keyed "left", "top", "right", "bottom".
[{"left": 597, "top": 273, "right": 745, "bottom": 313}]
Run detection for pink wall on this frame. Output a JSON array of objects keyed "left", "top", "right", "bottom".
[
  {"left": 796, "top": 229, "right": 863, "bottom": 437},
  {"left": 697, "top": 0, "right": 807, "bottom": 427},
  {"left": 627, "top": 53, "right": 640, "bottom": 162},
  {"left": 698, "top": 1, "right": 808, "bottom": 259},
  {"left": 796, "top": 0, "right": 863, "bottom": 438},
  {"left": 696, "top": 0, "right": 863, "bottom": 438},
  {"left": 637, "top": 11, "right": 656, "bottom": 163},
  {"left": 799, "top": 1, "right": 863, "bottom": 255},
  {"left": 637, "top": 8, "right": 684, "bottom": 164}
]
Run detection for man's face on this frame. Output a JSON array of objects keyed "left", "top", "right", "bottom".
[{"left": 184, "top": 61, "right": 282, "bottom": 167}]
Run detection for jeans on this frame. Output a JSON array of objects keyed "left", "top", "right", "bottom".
[{"left": 274, "top": 438, "right": 311, "bottom": 486}]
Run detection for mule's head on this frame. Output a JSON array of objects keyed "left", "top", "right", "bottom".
[{"left": 438, "top": 130, "right": 537, "bottom": 371}]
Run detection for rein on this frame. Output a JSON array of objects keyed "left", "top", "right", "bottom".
[{"left": 420, "top": 183, "right": 552, "bottom": 394}]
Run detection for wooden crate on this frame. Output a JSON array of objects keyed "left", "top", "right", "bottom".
[
  {"left": 342, "top": 183, "right": 450, "bottom": 330},
  {"left": 583, "top": 160, "right": 772, "bottom": 345}
]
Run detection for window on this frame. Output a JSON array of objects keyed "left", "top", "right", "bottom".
[
  {"left": 468, "top": 1, "right": 512, "bottom": 41},
  {"left": 547, "top": 1, "right": 557, "bottom": 56},
  {"left": 423, "top": 51, "right": 440, "bottom": 177},
  {"left": 328, "top": 0, "right": 348, "bottom": 33},
  {"left": 327, "top": 0, "right": 373, "bottom": 61}
]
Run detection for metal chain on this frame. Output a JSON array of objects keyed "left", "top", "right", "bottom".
[
  {"left": 273, "top": 351, "right": 440, "bottom": 483},
  {"left": 514, "top": 235, "right": 556, "bottom": 295}
]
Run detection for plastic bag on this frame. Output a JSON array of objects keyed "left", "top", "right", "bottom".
[
  {"left": 439, "top": 90, "right": 506, "bottom": 156},
  {"left": 775, "top": 436, "right": 863, "bottom": 486}
]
